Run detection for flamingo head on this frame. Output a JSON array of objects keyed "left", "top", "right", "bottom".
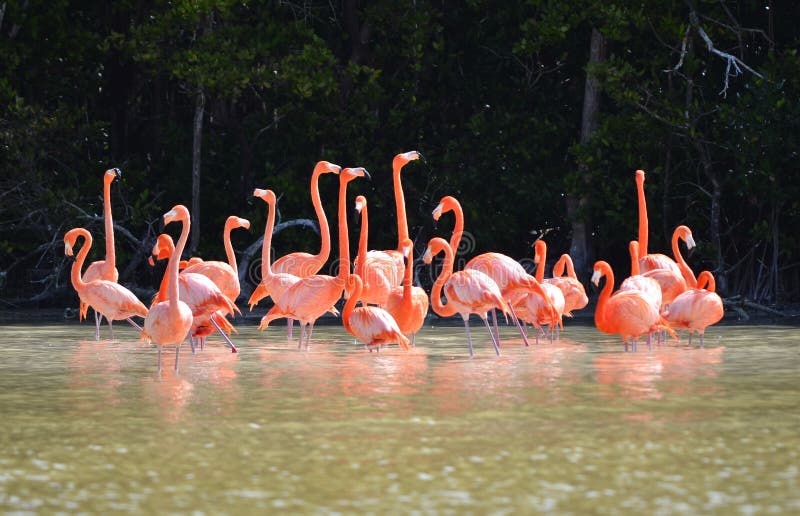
[
  {"left": 151, "top": 234, "right": 175, "bottom": 262},
  {"left": 533, "top": 240, "right": 547, "bottom": 264},
  {"left": 104, "top": 167, "right": 122, "bottom": 183},
  {"left": 226, "top": 216, "right": 251, "bottom": 230},
  {"left": 63, "top": 228, "right": 85, "bottom": 257},
  {"left": 591, "top": 261, "right": 611, "bottom": 287},
  {"left": 393, "top": 150, "right": 421, "bottom": 170},
  {"left": 676, "top": 225, "right": 696, "bottom": 250},
  {"left": 400, "top": 238, "right": 414, "bottom": 258},
  {"left": 432, "top": 195, "right": 459, "bottom": 221},
  {"left": 253, "top": 188, "right": 276, "bottom": 204},
  {"left": 344, "top": 274, "right": 363, "bottom": 296},
  {"left": 313, "top": 161, "right": 341, "bottom": 176},
  {"left": 635, "top": 169, "right": 645, "bottom": 185},
  {"left": 423, "top": 237, "right": 449, "bottom": 264},
  {"left": 341, "top": 167, "right": 371, "bottom": 183},
  {"left": 354, "top": 195, "right": 367, "bottom": 214},
  {"left": 163, "top": 205, "right": 189, "bottom": 226}
]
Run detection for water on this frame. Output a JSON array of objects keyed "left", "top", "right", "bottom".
[{"left": 0, "top": 321, "right": 798, "bottom": 513}]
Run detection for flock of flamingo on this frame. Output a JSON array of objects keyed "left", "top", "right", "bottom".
[{"left": 63, "top": 154, "right": 724, "bottom": 371}]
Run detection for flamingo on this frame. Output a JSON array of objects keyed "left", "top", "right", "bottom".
[
  {"left": 149, "top": 235, "right": 239, "bottom": 353},
  {"left": 385, "top": 237, "right": 429, "bottom": 344},
  {"left": 433, "top": 195, "right": 555, "bottom": 345},
  {"left": 423, "top": 237, "right": 508, "bottom": 357},
  {"left": 81, "top": 167, "right": 122, "bottom": 339},
  {"left": 517, "top": 240, "right": 566, "bottom": 342},
  {"left": 353, "top": 151, "right": 422, "bottom": 299},
  {"left": 548, "top": 253, "right": 589, "bottom": 315},
  {"left": 353, "top": 195, "right": 394, "bottom": 306},
  {"left": 619, "top": 241, "right": 663, "bottom": 310},
  {"left": 181, "top": 215, "right": 250, "bottom": 302},
  {"left": 640, "top": 226, "right": 698, "bottom": 309},
  {"left": 591, "top": 260, "right": 675, "bottom": 351},
  {"left": 141, "top": 205, "right": 194, "bottom": 372},
  {"left": 258, "top": 167, "right": 370, "bottom": 347},
  {"left": 663, "top": 271, "right": 724, "bottom": 347},
  {"left": 343, "top": 274, "right": 410, "bottom": 351},
  {"left": 64, "top": 228, "right": 148, "bottom": 339},
  {"left": 271, "top": 161, "right": 341, "bottom": 337}
]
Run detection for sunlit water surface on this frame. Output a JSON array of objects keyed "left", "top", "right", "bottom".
[{"left": 0, "top": 321, "right": 798, "bottom": 513}]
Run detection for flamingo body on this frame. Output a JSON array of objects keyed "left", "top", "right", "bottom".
[{"left": 343, "top": 275, "right": 409, "bottom": 350}]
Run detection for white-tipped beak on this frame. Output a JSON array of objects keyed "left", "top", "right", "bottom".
[
  {"left": 239, "top": 218, "right": 251, "bottom": 229},
  {"left": 686, "top": 234, "right": 696, "bottom": 249},
  {"left": 403, "top": 150, "right": 420, "bottom": 161},
  {"left": 402, "top": 243, "right": 413, "bottom": 255},
  {"left": 432, "top": 203, "right": 443, "bottom": 220},
  {"left": 422, "top": 248, "right": 432, "bottom": 263},
  {"left": 591, "top": 269, "right": 601, "bottom": 286},
  {"left": 253, "top": 188, "right": 267, "bottom": 198},
  {"left": 354, "top": 200, "right": 364, "bottom": 213},
  {"left": 64, "top": 242, "right": 73, "bottom": 256}
]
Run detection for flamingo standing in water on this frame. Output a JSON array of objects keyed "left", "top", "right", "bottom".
[
  {"left": 354, "top": 151, "right": 422, "bottom": 301},
  {"left": 639, "top": 226, "right": 698, "bottom": 310},
  {"left": 343, "top": 274, "right": 410, "bottom": 351},
  {"left": 181, "top": 215, "right": 250, "bottom": 302},
  {"left": 81, "top": 168, "right": 122, "bottom": 339},
  {"left": 64, "top": 228, "right": 148, "bottom": 339},
  {"left": 515, "top": 240, "right": 565, "bottom": 342},
  {"left": 433, "top": 195, "right": 555, "bottom": 346},
  {"left": 149, "top": 235, "right": 239, "bottom": 352},
  {"left": 548, "top": 253, "right": 589, "bottom": 315},
  {"left": 271, "top": 161, "right": 341, "bottom": 337},
  {"left": 353, "top": 195, "right": 395, "bottom": 306},
  {"left": 620, "top": 241, "right": 663, "bottom": 310},
  {"left": 663, "top": 271, "right": 724, "bottom": 347},
  {"left": 423, "top": 237, "right": 508, "bottom": 357},
  {"left": 592, "top": 260, "right": 675, "bottom": 351},
  {"left": 142, "top": 205, "right": 194, "bottom": 371},
  {"left": 386, "top": 237, "right": 429, "bottom": 344},
  {"left": 258, "top": 167, "right": 370, "bottom": 347}
]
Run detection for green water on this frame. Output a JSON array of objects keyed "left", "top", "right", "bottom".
[{"left": 0, "top": 322, "right": 797, "bottom": 513}]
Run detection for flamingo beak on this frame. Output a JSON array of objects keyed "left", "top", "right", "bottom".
[
  {"left": 163, "top": 209, "right": 178, "bottom": 225},
  {"left": 113, "top": 168, "right": 122, "bottom": 180},
  {"left": 432, "top": 203, "right": 444, "bottom": 221},
  {"left": 330, "top": 163, "right": 342, "bottom": 175},
  {"left": 253, "top": 188, "right": 267, "bottom": 198},
  {"left": 590, "top": 269, "right": 601, "bottom": 286},
  {"left": 64, "top": 242, "right": 73, "bottom": 257},
  {"left": 360, "top": 168, "right": 371, "bottom": 180},
  {"left": 239, "top": 218, "right": 251, "bottom": 229},
  {"left": 354, "top": 199, "right": 364, "bottom": 213},
  {"left": 686, "top": 234, "right": 696, "bottom": 250},
  {"left": 422, "top": 247, "right": 433, "bottom": 264}
]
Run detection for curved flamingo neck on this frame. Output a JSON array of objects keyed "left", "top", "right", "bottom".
[
  {"left": 337, "top": 178, "right": 351, "bottom": 282},
  {"left": 697, "top": 271, "right": 716, "bottom": 292},
  {"left": 636, "top": 170, "right": 649, "bottom": 257},
  {"left": 629, "top": 241, "right": 641, "bottom": 276},
  {"left": 430, "top": 243, "right": 457, "bottom": 317},
  {"left": 103, "top": 176, "right": 116, "bottom": 272},
  {"left": 261, "top": 200, "right": 276, "bottom": 282},
  {"left": 223, "top": 219, "right": 238, "bottom": 274},
  {"left": 70, "top": 229, "right": 92, "bottom": 292},
  {"left": 563, "top": 254, "right": 577, "bottom": 279},
  {"left": 356, "top": 204, "right": 368, "bottom": 276},
  {"left": 342, "top": 276, "right": 361, "bottom": 331},
  {"left": 393, "top": 161, "right": 409, "bottom": 250},
  {"left": 535, "top": 241, "right": 547, "bottom": 283},
  {"left": 168, "top": 213, "right": 190, "bottom": 310},
  {"left": 402, "top": 245, "right": 413, "bottom": 298},
  {"left": 553, "top": 255, "right": 565, "bottom": 278},
  {"left": 672, "top": 229, "right": 697, "bottom": 288},
  {"left": 594, "top": 262, "right": 615, "bottom": 333},
  {"left": 311, "top": 169, "right": 331, "bottom": 267},
  {"left": 447, "top": 203, "right": 464, "bottom": 257}
]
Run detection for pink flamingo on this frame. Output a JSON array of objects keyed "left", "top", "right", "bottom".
[
  {"left": 81, "top": 168, "right": 122, "bottom": 339},
  {"left": 258, "top": 167, "right": 370, "bottom": 347},
  {"left": 663, "top": 271, "right": 724, "bottom": 347},
  {"left": 149, "top": 235, "right": 239, "bottom": 353},
  {"left": 592, "top": 260, "right": 675, "bottom": 351},
  {"left": 640, "top": 226, "right": 698, "bottom": 309},
  {"left": 141, "top": 205, "right": 194, "bottom": 371},
  {"left": 620, "top": 241, "right": 663, "bottom": 310},
  {"left": 515, "top": 240, "right": 565, "bottom": 342},
  {"left": 385, "top": 237, "right": 429, "bottom": 344},
  {"left": 343, "top": 274, "right": 410, "bottom": 351},
  {"left": 423, "top": 237, "right": 508, "bottom": 357},
  {"left": 434, "top": 195, "right": 555, "bottom": 345},
  {"left": 64, "top": 228, "right": 148, "bottom": 339},
  {"left": 353, "top": 151, "right": 422, "bottom": 300},
  {"left": 150, "top": 235, "right": 239, "bottom": 353},
  {"left": 353, "top": 195, "right": 394, "bottom": 306},
  {"left": 271, "top": 161, "right": 341, "bottom": 337},
  {"left": 181, "top": 215, "right": 250, "bottom": 302},
  {"left": 548, "top": 253, "right": 589, "bottom": 315}
]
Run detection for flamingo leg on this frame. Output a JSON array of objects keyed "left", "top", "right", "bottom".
[
  {"left": 298, "top": 324, "right": 306, "bottom": 350},
  {"left": 482, "top": 316, "right": 501, "bottom": 356},
  {"left": 210, "top": 318, "right": 238, "bottom": 353},
  {"left": 507, "top": 304, "right": 530, "bottom": 347},
  {"left": 108, "top": 319, "right": 115, "bottom": 340},
  {"left": 174, "top": 344, "right": 181, "bottom": 371},
  {"left": 688, "top": 332, "right": 693, "bottom": 347},
  {"left": 126, "top": 317, "right": 143, "bottom": 332},
  {"left": 305, "top": 322, "right": 315, "bottom": 348},
  {"left": 491, "top": 309, "right": 500, "bottom": 343},
  {"left": 463, "top": 318, "right": 474, "bottom": 358},
  {"left": 699, "top": 332, "right": 705, "bottom": 348},
  {"left": 157, "top": 346, "right": 162, "bottom": 373},
  {"left": 287, "top": 318, "right": 294, "bottom": 341},
  {"left": 94, "top": 311, "right": 101, "bottom": 341},
  {"left": 647, "top": 333, "right": 653, "bottom": 350},
  {"left": 411, "top": 333, "right": 416, "bottom": 347},
  {"left": 189, "top": 336, "right": 197, "bottom": 355}
]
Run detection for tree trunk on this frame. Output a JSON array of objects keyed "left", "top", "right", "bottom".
[
  {"left": 567, "top": 27, "right": 606, "bottom": 278},
  {"left": 190, "top": 88, "right": 205, "bottom": 255}
]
